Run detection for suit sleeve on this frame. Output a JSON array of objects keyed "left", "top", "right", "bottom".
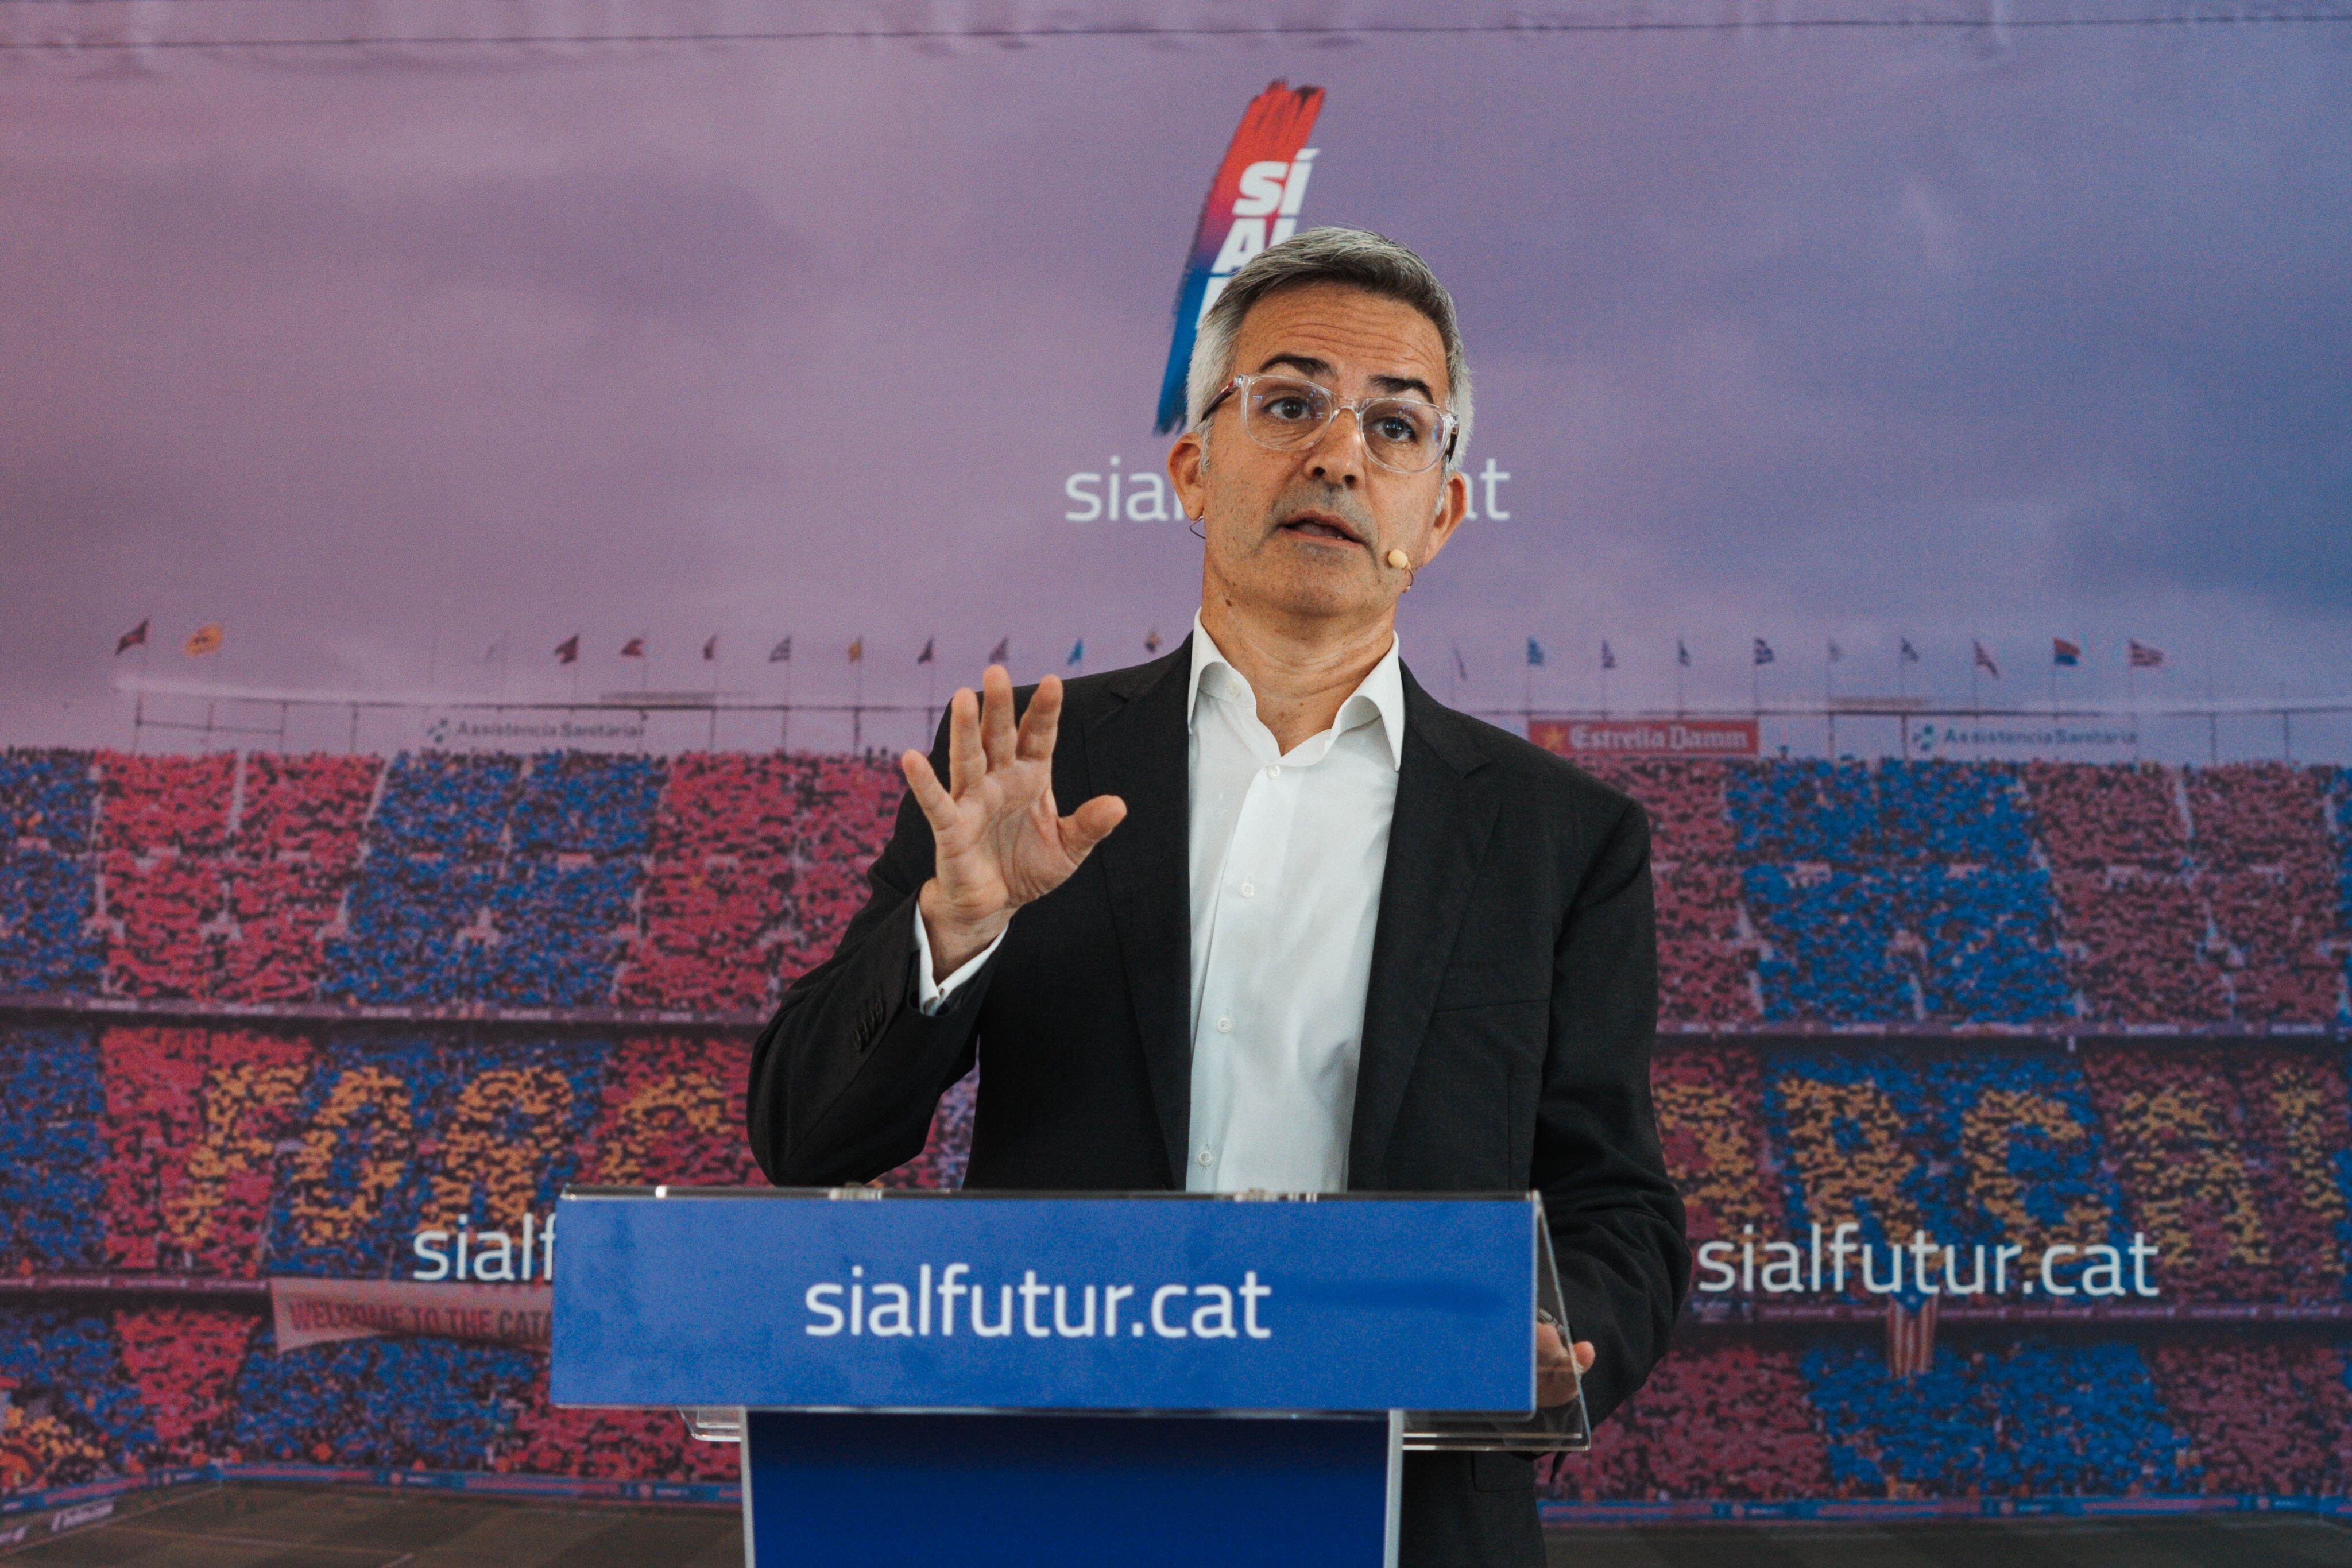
[
  {"left": 745, "top": 717, "right": 1001, "bottom": 1186},
  {"left": 1533, "top": 792, "right": 1690, "bottom": 1425}
]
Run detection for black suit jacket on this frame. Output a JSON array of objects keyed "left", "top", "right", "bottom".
[{"left": 748, "top": 640, "right": 1688, "bottom": 1431}]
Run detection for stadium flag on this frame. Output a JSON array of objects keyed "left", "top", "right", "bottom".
[
  {"left": 620, "top": 636, "right": 646, "bottom": 659},
  {"left": 554, "top": 634, "right": 579, "bottom": 664},
  {"left": 1899, "top": 636, "right": 1921, "bottom": 664},
  {"left": 702, "top": 635, "right": 718, "bottom": 662},
  {"left": 1751, "top": 637, "right": 1774, "bottom": 667},
  {"left": 918, "top": 637, "right": 935, "bottom": 664},
  {"left": 1453, "top": 642, "right": 1469, "bottom": 682},
  {"left": 1886, "top": 1295, "right": 1938, "bottom": 1379},
  {"left": 1154, "top": 82, "right": 1326, "bottom": 433},
  {"left": 1067, "top": 638, "right": 1085, "bottom": 666},
  {"left": 1972, "top": 640, "right": 2000, "bottom": 678},
  {"left": 115, "top": 618, "right": 148, "bottom": 655},
  {"left": 1143, "top": 628, "right": 1162, "bottom": 655},
  {"left": 184, "top": 623, "right": 222, "bottom": 657},
  {"left": 768, "top": 636, "right": 792, "bottom": 663},
  {"left": 2052, "top": 637, "right": 2082, "bottom": 667},
  {"left": 1676, "top": 638, "right": 1691, "bottom": 668},
  {"left": 1525, "top": 637, "right": 1545, "bottom": 668},
  {"left": 848, "top": 637, "right": 864, "bottom": 663},
  {"left": 989, "top": 637, "right": 1010, "bottom": 663},
  {"left": 2129, "top": 638, "right": 2165, "bottom": 668},
  {"left": 1600, "top": 640, "right": 1615, "bottom": 671}
]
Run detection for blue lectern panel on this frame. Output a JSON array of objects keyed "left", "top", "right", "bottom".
[
  {"left": 552, "top": 1192, "right": 1533, "bottom": 1414},
  {"left": 744, "top": 1410, "right": 1393, "bottom": 1567}
]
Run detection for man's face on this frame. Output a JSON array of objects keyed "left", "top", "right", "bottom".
[{"left": 1168, "top": 282, "right": 1470, "bottom": 626}]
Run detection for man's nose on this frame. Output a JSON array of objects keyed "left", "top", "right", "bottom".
[{"left": 1303, "top": 407, "right": 1366, "bottom": 489}]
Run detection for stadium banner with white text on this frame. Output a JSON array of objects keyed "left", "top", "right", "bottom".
[{"left": 1529, "top": 719, "right": 1761, "bottom": 758}]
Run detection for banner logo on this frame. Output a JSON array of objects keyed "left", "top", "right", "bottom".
[
  {"left": 1153, "top": 81, "right": 1325, "bottom": 433},
  {"left": 1529, "top": 718, "right": 1760, "bottom": 757}
]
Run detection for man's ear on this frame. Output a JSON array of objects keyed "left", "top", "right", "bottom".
[
  {"left": 1168, "top": 431, "right": 1208, "bottom": 520},
  {"left": 1417, "top": 466, "right": 1472, "bottom": 569}
]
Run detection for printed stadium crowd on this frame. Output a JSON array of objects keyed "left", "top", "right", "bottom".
[
  {"left": 2, "top": 750, "right": 2345, "bottom": 1025},
  {"left": 0, "top": 750, "right": 2348, "bottom": 1501},
  {"left": 0, "top": 1015, "right": 2338, "bottom": 1497}
]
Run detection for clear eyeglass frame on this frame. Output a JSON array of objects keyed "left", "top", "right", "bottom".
[{"left": 1200, "top": 373, "right": 1459, "bottom": 475}]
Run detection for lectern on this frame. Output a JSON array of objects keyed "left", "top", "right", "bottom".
[{"left": 551, "top": 1187, "right": 1585, "bottom": 1566}]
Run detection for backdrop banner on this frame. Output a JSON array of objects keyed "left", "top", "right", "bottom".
[
  {"left": 269, "top": 1279, "right": 556, "bottom": 1354},
  {"left": 1, "top": 0, "right": 2349, "bottom": 1529}
]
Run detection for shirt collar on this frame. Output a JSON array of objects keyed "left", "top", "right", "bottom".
[{"left": 1186, "top": 611, "right": 1406, "bottom": 771}]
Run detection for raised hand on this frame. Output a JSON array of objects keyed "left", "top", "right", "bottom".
[{"left": 901, "top": 665, "right": 1127, "bottom": 978}]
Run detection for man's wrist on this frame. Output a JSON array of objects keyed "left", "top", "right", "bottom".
[{"left": 917, "top": 881, "right": 1010, "bottom": 979}]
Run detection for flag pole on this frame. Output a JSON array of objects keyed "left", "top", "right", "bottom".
[
  {"left": 136, "top": 632, "right": 152, "bottom": 752},
  {"left": 1824, "top": 640, "right": 1835, "bottom": 758},
  {"left": 2206, "top": 656, "right": 2219, "bottom": 764}
]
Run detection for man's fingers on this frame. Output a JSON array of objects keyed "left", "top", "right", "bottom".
[
  {"left": 945, "top": 687, "right": 980, "bottom": 796},
  {"left": 900, "top": 750, "right": 957, "bottom": 833},
  {"left": 1015, "top": 674, "right": 1064, "bottom": 762},
  {"left": 980, "top": 665, "right": 1017, "bottom": 770},
  {"left": 1573, "top": 1341, "right": 1595, "bottom": 1374},
  {"left": 1059, "top": 794, "right": 1127, "bottom": 859}
]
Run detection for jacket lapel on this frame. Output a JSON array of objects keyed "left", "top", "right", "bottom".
[
  {"left": 1079, "top": 640, "right": 1196, "bottom": 1186},
  {"left": 1348, "top": 667, "right": 1500, "bottom": 1188}
]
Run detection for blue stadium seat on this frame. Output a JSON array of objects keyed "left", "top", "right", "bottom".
[
  {"left": 1801, "top": 1338, "right": 2192, "bottom": 1497},
  {"left": 1733, "top": 761, "right": 2067, "bottom": 1024},
  {"left": 0, "top": 1024, "right": 106, "bottom": 1273},
  {"left": 230, "top": 1330, "right": 536, "bottom": 1470}
]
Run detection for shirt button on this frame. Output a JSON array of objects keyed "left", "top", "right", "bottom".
[
  {"left": 1266, "top": 764, "right": 1281, "bottom": 779},
  {"left": 1197, "top": 1149, "right": 1214, "bottom": 1167},
  {"left": 1216, "top": 1016, "right": 1233, "bottom": 1033},
  {"left": 1239, "top": 881, "right": 1255, "bottom": 898}
]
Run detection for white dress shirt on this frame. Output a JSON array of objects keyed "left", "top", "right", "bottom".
[{"left": 915, "top": 613, "right": 1405, "bottom": 1195}]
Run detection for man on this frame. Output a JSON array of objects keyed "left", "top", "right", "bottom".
[{"left": 749, "top": 227, "right": 1687, "bottom": 1565}]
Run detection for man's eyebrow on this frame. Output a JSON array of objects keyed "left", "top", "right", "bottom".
[
  {"left": 1371, "top": 373, "right": 1437, "bottom": 402},
  {"left": 1255, "top": 352, "right": 1334, "bottom": 380},
  {"left": 1256, "top": 353, "right": 1441, "bottom": 404}
]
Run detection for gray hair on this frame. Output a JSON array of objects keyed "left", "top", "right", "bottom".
[{"left": 1185, "top": 226, "right": 1473, "bottom": 472}]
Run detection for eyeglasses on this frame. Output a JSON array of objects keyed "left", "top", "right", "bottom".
[{"left": 1198, "top": 373, "right": 1458, "bottom": 475}]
